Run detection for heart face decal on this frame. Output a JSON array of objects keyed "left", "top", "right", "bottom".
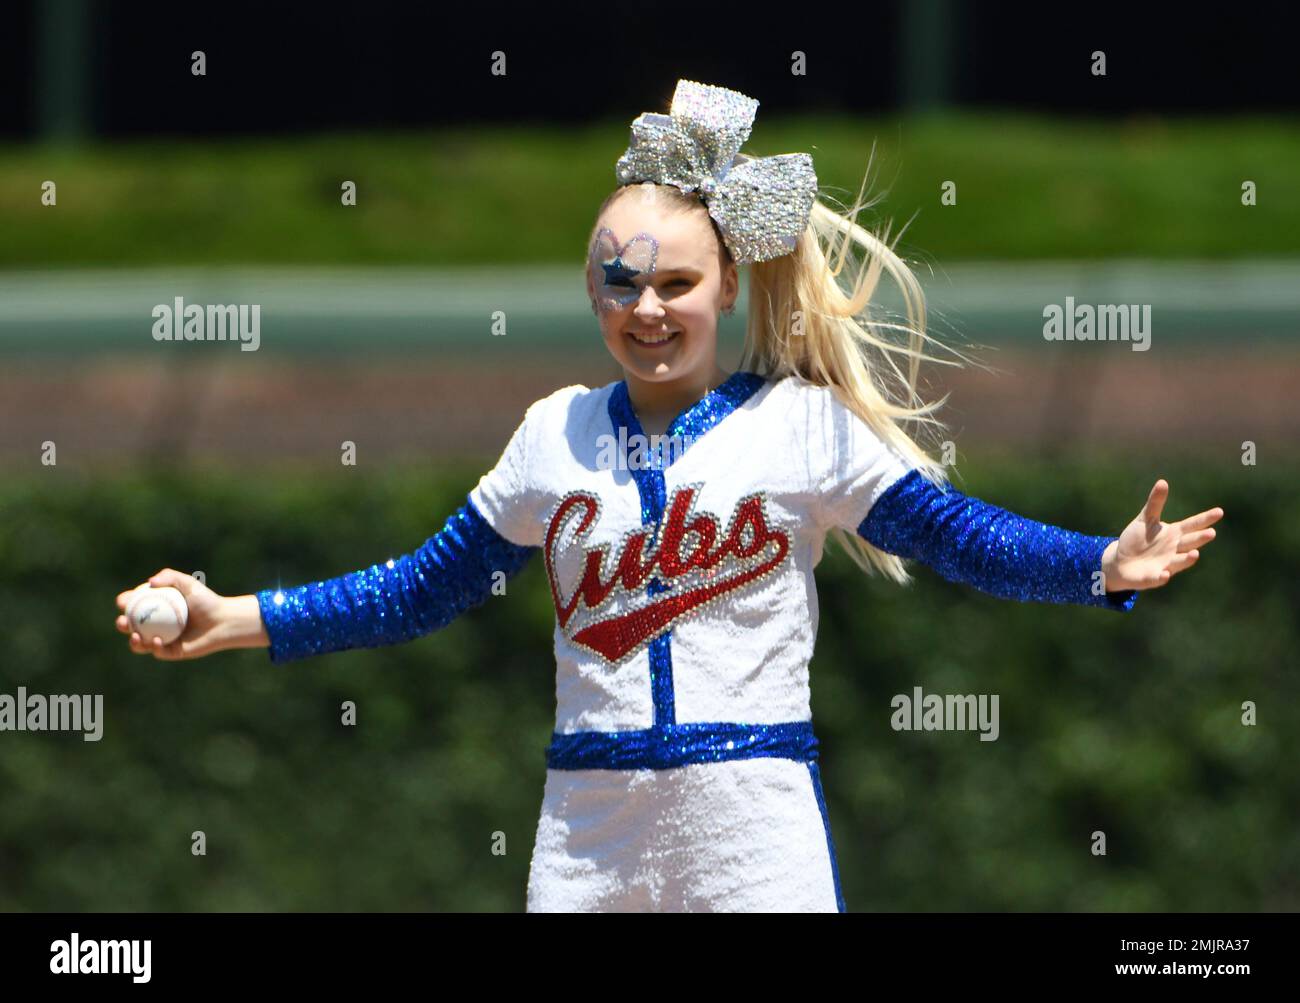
[
  {"left": 544, "top": 486, "right": 791, "bottom": 664},
  {"left": 589, "top": 226, "right": 659, "bottom": 311}
]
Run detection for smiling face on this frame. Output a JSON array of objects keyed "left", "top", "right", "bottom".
[{"left": 587, "top": 186, "right": 738, "bottom": 387}]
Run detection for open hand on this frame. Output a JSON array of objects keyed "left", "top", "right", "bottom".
[{"left": 1102, "top": 480, "right": 1224, "bottom": 592}]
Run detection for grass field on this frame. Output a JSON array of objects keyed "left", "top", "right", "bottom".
[{"left": 1, "top": 113, "right": 1297, "bottom": 268}]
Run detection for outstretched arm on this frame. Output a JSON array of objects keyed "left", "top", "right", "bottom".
[
  {"left": 116, "top": 398, "right": 549, "bottom": 663},
  {"left": 256, "top": 497, "right": 536, "bottom": 663},
  {"left": 857, "top": 471, "right": 1222, "bottom": 611}
]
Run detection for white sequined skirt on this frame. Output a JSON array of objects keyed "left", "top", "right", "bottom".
[{"left": 525, "top": 756, "right": 843, "bottom": 912}]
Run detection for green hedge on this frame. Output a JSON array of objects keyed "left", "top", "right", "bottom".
[{"left": 0, "top": 455, "right": 1294, "bottom": 910}]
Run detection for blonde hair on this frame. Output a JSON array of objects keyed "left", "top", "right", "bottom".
[{"left": 594, "top": 156, "right": 983, "bottom": 585}]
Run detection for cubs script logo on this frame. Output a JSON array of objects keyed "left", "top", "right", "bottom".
[{"left": 544, "top": 486, "right": 791, "bottom": 663}]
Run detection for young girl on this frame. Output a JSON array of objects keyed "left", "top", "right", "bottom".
[{"left": 115, "top": 80, "right": 1224, "bottom": 912}]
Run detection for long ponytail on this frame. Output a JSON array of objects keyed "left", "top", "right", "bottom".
[{"left": 739, "top": 155, "right": 984, "bottom": 584}]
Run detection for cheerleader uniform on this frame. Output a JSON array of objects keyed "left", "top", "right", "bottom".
[{"left": 257, "top": 371, "right": 1137, "bottom": 912}]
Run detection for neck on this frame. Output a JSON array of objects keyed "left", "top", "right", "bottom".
[{"left": 625, "top": 365, "right": 731, "bottom": 433}]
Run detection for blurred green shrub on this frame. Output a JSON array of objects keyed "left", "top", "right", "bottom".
[{"left": 0, "top": 455, "right": 1294, "bottom": 911}]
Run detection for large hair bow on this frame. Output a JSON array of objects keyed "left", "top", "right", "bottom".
[{"left": 614, "top": 79, "right": 819, "bottom": 265}]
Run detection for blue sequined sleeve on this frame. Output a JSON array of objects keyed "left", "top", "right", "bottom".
[
  {"left": 857, "top": 469, "right": 1138, "bottom": 611},
  {"left": 255, "top": 497, "right": 537, "bottom": 664}
]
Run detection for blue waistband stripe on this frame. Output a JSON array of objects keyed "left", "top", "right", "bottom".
[{"left": 545, "top": 721, "right": 820, "bottom": 771}]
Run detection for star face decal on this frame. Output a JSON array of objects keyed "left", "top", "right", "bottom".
[
  {"left": 589, "top": 227, "right": 659, "bottom": 311},
  {"left": 601, "top": 257, "right": 640, "bottom": 288}
]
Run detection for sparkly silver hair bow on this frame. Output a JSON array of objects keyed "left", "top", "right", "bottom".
[{"left": 614, "top": 79, "right": 819, "bottom": 265}]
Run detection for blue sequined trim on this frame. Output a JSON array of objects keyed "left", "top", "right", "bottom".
[
  {"left": 605, "top": 372, "right": 770, "bottom": 726},
  {"left": 546, "top": 720, "right": 819, "bottom": 771},
  {"left": 857, "top": 469, "right": 1138, "bottom": 611},
  {"left": 257, "top": 497, "right": 536, "bottom": 664},
  {"left": 605, "top": 370, "right": 768, "bottom": 483},
  {"left": 806, "top": 760, "right": 847, "bottom": 913},
  {"left": 666, "top": 371, "right": 768, "bottom": 444}
]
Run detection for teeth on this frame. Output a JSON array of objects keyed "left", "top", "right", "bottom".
[{"left": 629, "top": 330, "right": 678, "bottom": 345}]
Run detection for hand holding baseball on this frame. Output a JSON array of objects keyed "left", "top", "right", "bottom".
[{"left": 115, "top": 569, "right": 245, "bottom": 661}]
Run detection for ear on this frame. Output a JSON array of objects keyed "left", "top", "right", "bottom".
[{"left": 722, "top": 259, "right": 739, "bottom": 309}]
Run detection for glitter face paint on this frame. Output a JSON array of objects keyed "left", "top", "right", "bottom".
[{"left": 589, "top": 226, "right": 659, "bottom": 312}]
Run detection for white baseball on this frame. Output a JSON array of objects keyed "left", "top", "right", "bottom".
[{"left": 127, "top": 585, "right": 189, "bottom": 645}]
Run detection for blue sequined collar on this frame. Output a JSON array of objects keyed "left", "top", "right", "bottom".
[{"left": 608, "top": 370, "right": 767, "bottom": 468}]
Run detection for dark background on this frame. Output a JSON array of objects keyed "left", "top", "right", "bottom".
[{"left": 4, "top": 1, "right": 1299, "bottom": 141}]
